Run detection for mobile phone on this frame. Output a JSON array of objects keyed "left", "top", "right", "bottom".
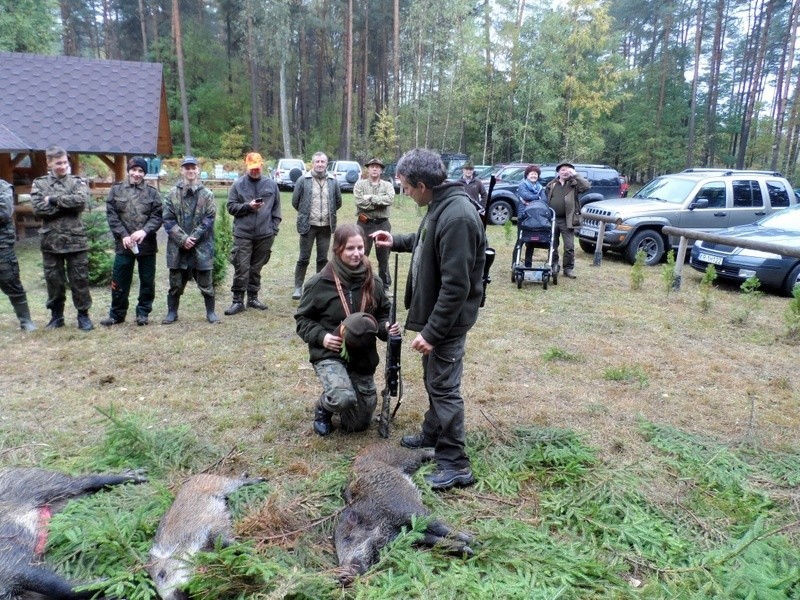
[{"left": 253, "top": 197, "right": 263, "bottom": 204}]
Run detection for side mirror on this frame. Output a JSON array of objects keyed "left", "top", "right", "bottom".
[{"left": 689, "top": 198, "right": 709, "bottom": 210}]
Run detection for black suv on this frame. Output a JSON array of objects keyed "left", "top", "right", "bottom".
[{"left": 485, "top": 163, "right": 622, "bottom": 225}]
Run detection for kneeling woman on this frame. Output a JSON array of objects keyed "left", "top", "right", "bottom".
[{"left": 295, "top": 223, "right": 401, "bottom": 436}]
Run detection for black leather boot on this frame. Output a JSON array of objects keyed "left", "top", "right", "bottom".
[
  {"left": 46, "top": 303, "right": 65, "bottom": 329},
  {"left": 247, "top": 294, "right": 268, "bottom": 310},
  {"left": 162, "top": 295, "right": 179, "bottom": 324},
  {"left": 204, "top": 295, "right": 220, "bottom": 324},
  {"left": 313, "top": 396, "right": 333, "bottom": 436},
  {"left": 77, "top": 310, "right": 94, "bottom": 331},
  {"left": 224, "top": 295, "right": 245, "bottom": 315}
]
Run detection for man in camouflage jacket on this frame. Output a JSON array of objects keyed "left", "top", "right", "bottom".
[
  {"left": 0, "top": 179, "right": 36, "bottom": 330},
  {"left": 30, "top": 146, "right": 94, "bottom": 331},
  {"left": 102, "top": 156, "right": 163, "bottom": 326},
  {"left": 161, "top": 156, "right": 219, "bottom": 324}
]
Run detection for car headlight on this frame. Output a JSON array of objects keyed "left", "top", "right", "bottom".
[
  {"left": 615, "top": 224, "right": 634, "bottom": 231},
  {"left": 738, "top": 248, "right": 781, "bottom": 259}
]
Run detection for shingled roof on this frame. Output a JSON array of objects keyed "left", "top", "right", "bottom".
[{"left": 0, "top": 52, "right": 172, "bottom": 156}]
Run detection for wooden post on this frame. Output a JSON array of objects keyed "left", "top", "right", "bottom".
[
  {"left": 672, "top": 236, "right": 690, "bottom": 291},
  {"left": 0, "top": 153, "right": 12, "bottom": 182},
  {"left": 593, "top": 221, "right": 607, "bottom": 266}
]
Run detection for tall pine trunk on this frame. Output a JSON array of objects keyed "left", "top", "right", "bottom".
[{"left": 172, "top": 0, "right": 191, "bottom": 154}]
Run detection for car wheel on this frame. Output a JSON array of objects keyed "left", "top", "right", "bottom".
[
  {"left": 488, "top": 200, "right": 513, "bottom": 226},
  {"left": 782, "top": 263, "right": 800, "bottom": 296},
  {"left": 579, "top": 239, "right": 596, "bottom": 254},
  {"left": 625, "top": 229, "right": 665, "bottom": 265}
]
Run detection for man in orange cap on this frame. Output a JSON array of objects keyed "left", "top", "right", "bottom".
[{"left": 224, "top": 152, "right": 282, "bottom": 315}]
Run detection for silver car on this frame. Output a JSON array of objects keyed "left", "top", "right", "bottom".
[
  {"left": 578, "top": 169, "right": 797, "bottom": 265},
  {"left": 274, "top": 158, "right": 305, "bottom": 191}
]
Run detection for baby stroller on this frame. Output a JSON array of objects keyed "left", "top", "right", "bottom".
[{"left": 511, "top": 199, "right": 558, "bottom": 290}]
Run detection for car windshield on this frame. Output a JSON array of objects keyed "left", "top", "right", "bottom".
[
  {"left": 757, "top": 206, "right": 800, "bottom": 232},
  {"left": 635, "top": 177, "right": 697, "bottom": 203}
]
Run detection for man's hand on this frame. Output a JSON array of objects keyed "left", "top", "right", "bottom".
[
  {"left": 183, "top": 237, "right": 197, "bottom": 250},
  {"left": 410, "top": 333, "right": 433, "bottom": 356},
  {"left": 371, "top": 230, "right": 393, "bottom": 248},
  {"left": 130, "top": 229, "right": 147, "bottom": 244},
  {"left": 249, "top": 198, "right": 264, "bottom": 210},
  {"left": 386, "top": 321, "right": 401, "bottom": 336}
]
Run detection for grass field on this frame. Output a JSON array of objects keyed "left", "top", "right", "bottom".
[{"left": 1, "top": 191, "right": 798, "bottom": 598}]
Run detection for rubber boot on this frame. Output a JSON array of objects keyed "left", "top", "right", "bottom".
[
  {"left": 10, "top": 295, "right": 36, "bottom": 331},
  {"left": 224, "top": 294, "right": 245, "bottom": 315},
  {"left": 162, "top": 295, "right": 179, "bottom": 324},
  {"left": 77, "top": 310, "right": 94, "bottom": 331},
  {"left": 204, "top": 295, "right": 220, "bottom": 324},
  {"left": 293, "top": 263, "right": 307, "bottom": 300},
  {"left": 46, "top": 303, "right": 65, "bottom": 329}
]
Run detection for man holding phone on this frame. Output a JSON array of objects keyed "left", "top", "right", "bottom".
[{"left": 225, "top": 152, "right": 282, "bottom": 315}]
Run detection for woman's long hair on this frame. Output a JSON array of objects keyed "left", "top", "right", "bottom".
[{"left": 331, "top": 223, "right": 376, "bottom": 310}]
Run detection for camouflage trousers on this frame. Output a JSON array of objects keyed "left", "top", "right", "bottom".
[
  {"left": 229, "top": 235, "right": 274, "bottom": 298},
  {"left": 42, "top": 250, "right": 92, "bottom": 313},
  {"left": 0, "top": 247, "right": 26, "bottom": 302},
  {"left": 359, "top": 218, "right": 392, "bottom": 288},
  {"left": 168, "top": 268, "right": 214, "bottom": 298},
  {"left": 313, "top": 358, "right": 377, "bottom": 432}
]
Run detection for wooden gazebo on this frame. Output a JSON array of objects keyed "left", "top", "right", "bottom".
[
  {"left": 0, "top": 52, "right": 172, "bottom": 186},
  {"left": 0, "top": 52, "right": 172, "bottom": 237}
]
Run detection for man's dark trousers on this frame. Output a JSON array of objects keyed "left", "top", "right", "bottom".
[
  {"left": 109, "top": 253, "right": 157, "bottom": 321},
  {"left": 230, "top": 235, "right": 274, "bottom": 298}
]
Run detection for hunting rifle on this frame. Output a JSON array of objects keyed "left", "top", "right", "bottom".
[
  {"left": 481, "top": 175, "right": 496, "bottom": 307},
  {"left": 378, "top": 254, "right": 402, "bottom": 438}
]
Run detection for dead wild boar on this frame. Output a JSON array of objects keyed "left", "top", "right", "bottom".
[
  {"left": 147, "top": 473, "right": 266, "bottom": 600},
  {"left": 0, "top": 467, "right": 147, "bottom": 600},
  {"left": 334, "top": 444, "right": 474, "bottom": 581}
]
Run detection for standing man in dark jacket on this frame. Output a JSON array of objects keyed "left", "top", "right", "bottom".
[
  {"left": 459, "top": 163, "right": 487, "bottom": 212},
  {"left": 545, "top": 162, "right": 590, "bottom": 279},
  {"left": 372, "top": 148, "right": 486, "bottom": 491},
  {"left": 0, "top": 179, "right": 36, "bottom": 330},
  {"left": 161, "top": 156, "right": 219, "bottom": 324},
  {"left": 291, "top": 151, "right": 342, "bottom": 300},
  {"left": 101, "top": 156, "right": 163, "bottom": 326},
  {"left": 30, "top": 145, "right": 94, "bottom": 331},
  {"left": 224, "top": 152, "right": 281, "bottom": 315}
]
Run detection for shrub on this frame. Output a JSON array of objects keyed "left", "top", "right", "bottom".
[
  {"left": 83, "top": 198, "right": 114, "bottom": 286},
  {"left": 213, "top": 197, "right": 233, "bottom": 286}
]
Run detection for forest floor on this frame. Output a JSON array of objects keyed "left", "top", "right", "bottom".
[{"left": 1, "top": 193, "right": 798, "bottom": 598}]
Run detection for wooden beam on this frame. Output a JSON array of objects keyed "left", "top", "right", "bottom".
[{"left": 0, "top": 154, "right": 11, "bottom": 182}]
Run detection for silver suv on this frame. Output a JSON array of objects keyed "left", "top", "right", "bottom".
[
  {"left": 274, "top": 158, "right": 305, "bottom": 191},
  {"left": 578, "top": 169, "right": 797, "bottom": 265},
  {"left": 327, "top": 160, "right": 362, "bottom": 192}
]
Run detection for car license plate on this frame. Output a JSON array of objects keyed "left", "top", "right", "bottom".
[
  {"left": 698, "top": 252, "right": 723, "bottom": 265},
  {"left": 579, "top": 227, "right": 596, "bottom": 239}
]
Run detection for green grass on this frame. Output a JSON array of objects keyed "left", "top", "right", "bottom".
[{"left": 1, "top": 191, "right": 799, "bottom": 598}]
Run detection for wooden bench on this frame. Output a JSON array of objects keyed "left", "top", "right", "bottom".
[{"left": 203, "top": 178, "right": 236, "bottom": 192}]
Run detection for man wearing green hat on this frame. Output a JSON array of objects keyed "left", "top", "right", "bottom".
[{"left": 353, "top": 157, "right": 395, "bottom": 289}]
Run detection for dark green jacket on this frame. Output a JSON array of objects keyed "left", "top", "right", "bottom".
[
  {"left": 106, "top": 180, "right": 163, "bottom": 255},
  {"left": 392, "top": 181, "right": 486, "bottom": 345},
  {"left": 163, "top": 181, "right": 216, "bottom": 270},
  {"left": 30, "top": 173, "right": 89, "bottom": 254},
  {"left": 295, "top": 269, "right": 391, "bottom": 374}
]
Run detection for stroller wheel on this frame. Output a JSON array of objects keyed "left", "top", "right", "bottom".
[
  {"left": 542, "top": 276, "right": 548, "bottom": 291},
  {"left": 553, "top": 271, "right": 558, "bottom": 285},
  {"left": 516, "top": 271, "right": 523, "bottom": 289}
]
